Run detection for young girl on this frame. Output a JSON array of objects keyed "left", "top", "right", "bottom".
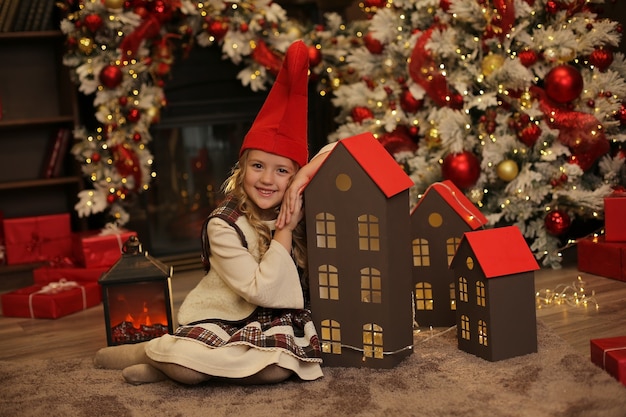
[{"left": 93, "top": 40, "right": 325, "bottom": 385}]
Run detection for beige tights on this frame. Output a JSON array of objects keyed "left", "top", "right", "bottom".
[{"left": 93, "top": 343, "right": 293, "bottom": 385}]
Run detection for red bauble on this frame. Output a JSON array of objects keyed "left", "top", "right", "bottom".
[
  {"left": 364, "top": 0, "right": 387, "bottom": 7},
  {"left": 91, "top": 152, "right": 101, "bottom": 163},
  {"left": 111, "top": 144, "right": 142, "bottom": 188},
  {"left": 589, "top": 48, "right": 613, "bottom": 72},
  {"left": 106, "top": 193, "right": 117, "bottom": 204},
  {"left": 84, "top": 14, "right": 103, "bottom": 32},
  {"left": 126, "top": 108, "right": 141, "bottom": 123},
  {"left": 544, "top": 209, "right": 571, "bottom": 236},
  {"left": 351, "top": 106, "right": 374, "bottom": 123},
  {"left": 118, "top": 96, "right": 128, "bottom": 106},
  {"left": 99, "top": 65, "right": 123, "bottom": 89},
  {"left": 308, "top": 45, "right": 322, "bottom": 67},
  {"left": 518, "top": 123, "right": 542, "bottom": 147},
  {"left": 132, "top": 132, "right": 142, "bottom": 142},
  {"left": 544, "top": 65, "right": 584, "bottom": 104},
  {"left": 518, "top": 50, "right": 538, "bottom": 67},
  {"left": 615, "top": 103, "right": 626, "bottom": 126},
  {"left": 207, "top": 19, "right": 228, "bottom": 41},
  {"left": 440, "top": 0, "right": 452, "bottom": 11},
  {"left": 379, "top": 126, "right": 418, "bottom": 155},
  {"left": 400, "top": 90, "right": 423, "bottom": 113},
  {"left": 364, "top": 33, "right": 384, "bottom": 54},
  {"left": 441, "top": 151, "right": 481, "bottom": 190}
]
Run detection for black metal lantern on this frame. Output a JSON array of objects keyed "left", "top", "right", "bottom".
[{"left": 98, "top": 236, "right": 174, "bottom": 346}]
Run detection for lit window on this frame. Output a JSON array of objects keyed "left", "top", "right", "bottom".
[
  {"left": 458, "top": 277, "right": 468, "bottom": 302},
  {"left": 449, "top": 282, "right": 456, "bottom": 310},
  {"left": 318, "top": 265, "right": 339, "bottom": 300},
  {"left": 320, "top": 319, "right": 341, "bottom": 354},
  {"left": 415, "top": 282, "right": 433, "bottom": 310},
  {"left": 446, "top": 237, "right": 462, "bottom": 266},
  {"left": 461, "top": 315, "right": 470, "bottom": 340},
  {"left": 478, "top": 320, "right": 488, "bottom": 346},
  {"left": 315, "top": 213, "right": 336, "bottom": 248},
  {"left": 476, "top": 281, "right": 486, "bottom": 307},
  {"left": 412, "top": 238, "right": 430, "bottom": 266},
  {"left": 363, "top": 323, "right": 384, "bottom": 359},
  {"left": 358, "top": 214, "right": 380, "bottom": 251},
  {"left": 361, "top": 268, "right": 382, "bottom": 303}
]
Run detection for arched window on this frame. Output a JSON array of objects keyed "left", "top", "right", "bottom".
[
  {"left": 357, "top": 214, "right": 379, "bottom": 251},
  {"left": 315, "top": 213, "right": 336, "bottom": 248},
  {"left": 460, "top": 315, "right": 470, "bottom": 340},
  {"left": 363, "top": 323, "right": 384, "bottom": 359},
  {"left": 360, "top": 267, "right": 382, "bottom": 303},
  {"left": 415, "top": 282, "right": 433, "bottom": 310},
  {"left": 412, "top": 238, "right": 430, "bottom": 267},
  {"left": 476, "top": 281, "right": 486, "bottom": 307},
  {"left": 458, "top": 277, "right": 469, "bottom": 302},
  {"left": 478, "top": 320, "right": 488, "bottom": 346},
  {"left": 318, "top": 265, "right": 339, "bottom": 300},
  {"left": 320, "top": 319, "right": 341, "bottom": 354},
  {"left": 446, "top": 237, "right": 462, "bottom": 265}
]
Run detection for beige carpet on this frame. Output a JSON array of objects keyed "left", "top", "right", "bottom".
[{"left": 1, "top": 322, "right": 625, "bottom": 417}]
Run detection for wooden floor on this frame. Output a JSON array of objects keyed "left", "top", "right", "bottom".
[{"left": 0, "top": 247, "right": 625, "bottom": 362}]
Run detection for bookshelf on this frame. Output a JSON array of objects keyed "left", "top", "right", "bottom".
[{"left": 0, "top": 13, "right": 83, "bottom": 288}]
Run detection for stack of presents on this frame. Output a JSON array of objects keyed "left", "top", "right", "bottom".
[
  {"left": 0, "top": 212, "right": 135, "bottom": 319},
  {"left": 577, "top": 193, "right": 626, "bottom": 386}
]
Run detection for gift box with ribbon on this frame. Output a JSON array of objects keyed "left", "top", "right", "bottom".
[
  {"left": 0, "top": 279, "right": 101, "bottom": 319},
  {"left": 3, "top": 213, "right": 73, "bottom": 265},
  {"left": 32, "top": 263, "right": 110, "bottom": 285},
  {"left": 604, "top": 193, "right": 626, "bottom": 242},
  {"left": 590, "top": 336, "right": 626, "bottom": 386},
  {"left": 72, "top": 226, "right": 137, "bottom": 269}
]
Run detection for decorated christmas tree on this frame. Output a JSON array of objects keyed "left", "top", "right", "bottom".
[{"left": 316, "top": 0, "right": 626, "bottom": 267}]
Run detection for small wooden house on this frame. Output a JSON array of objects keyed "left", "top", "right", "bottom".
[
  {"left": 450, "top": 226, "right": 539, "bottom": 362},
  {"left": 409, "top": 180, "right": 487, "bottom": 327},
  {"left": 304, "top": 132, "right": 415, "bottom": 368}
]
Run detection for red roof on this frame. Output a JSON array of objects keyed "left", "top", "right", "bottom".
[
  {"left": 413, "top": 180, "right": 487, "bottom": 230},
  {"left": 462, "top": 226, "right": 540, "bottom": 278},
  {"left": 339, "top": 132, "right": 414, "bottom": 198}
]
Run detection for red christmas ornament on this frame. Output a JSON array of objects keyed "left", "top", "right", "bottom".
[
  {"left": 545, "top": 1, "right": 559, "bottom": 14},
  {"left": 441, "top": 151, "right": 481, "bottom": 190},
  {"left": 126, "top": 108, "right": 141, "bottom": 123},
  {"left": 567, "top": 153, "right": 596, "bottom": 171},
  {"left": 84, "top": 14, "right": 103, "bottom": 32},
  {"left": 440, "top": 0, "right": 452, "bottom": 11},
  {"left": 132, "top": 132, "right": 142, "bottom": 142},
  {"left": 308, "top": 45, "right": 322, "bottom": 67},
  {"left": 118, "top": 96, "right": 128, "bottom": 106},
  {"left": 544, "top": 209, "right": 571, "bottom": 236},
  {"left": 364, "top": 32, "right": 384, "bottom": 54},
  {"left": 544, "top": 65, "right": 583, "bottom": 104},
  {"left": 615, "top": 103, "right": 626, "bottom": 126},
  {"left": 379, "top": 126, "right": 418, "bottom": 155},
  {"left": 364, "top": 0, "right": 387, "bottom": 8},
  {"left": 518, "top": 123, "right": 542, "bottom": 147},
  {"left": 91, "top": 152, "right": 101, "bottom": 163},
  {"left": 99, "top": 65, "right": 123, "bottom": 89},
  {"left": 207, "top": 19, "right": 229, "bottom": 41},
  {"left": 589, "top": 48, "right": 613, "bottom": 72},
  {"left": 518, "top": 50, "right": 538, "bottom": 67},
  {"left": 111, "top": 144, "right": 142, "bottom": 189},
  {"left": 351, "top": 106, "right": 374, "bottom": 123},
  {"left": 400, "top": 90, "right": 423, "bottom": 113},
  {"left": 106, "top": 193, "right": 117, "bottom": 204}
]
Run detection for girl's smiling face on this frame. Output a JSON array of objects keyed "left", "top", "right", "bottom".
[{"left": 243, "top": 149, "right": 298, "bottom": 219}]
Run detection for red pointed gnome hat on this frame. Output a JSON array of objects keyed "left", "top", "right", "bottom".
[{"left": 240, "top": 40, "right": 309, "bottom": 167}]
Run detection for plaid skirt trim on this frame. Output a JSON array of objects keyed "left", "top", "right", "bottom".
[{"left": 173, "top": 308, "right": 322, "bottom": 363}]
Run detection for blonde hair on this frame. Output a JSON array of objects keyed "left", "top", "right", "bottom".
[{"left": 221, "top": 151, "right": 308, "bottom": 273}]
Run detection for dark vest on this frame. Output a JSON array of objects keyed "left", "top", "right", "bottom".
[{"left": 201, "top": 195, "right": 248, "bottom": 272}]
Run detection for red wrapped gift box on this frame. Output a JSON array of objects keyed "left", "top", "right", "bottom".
[
  {"left": 72, "top": 229, "right": 137, "bottom": 268},
  {"left": 590, "top": 336, "right": 626, "bottom": 386},
  {"left": 3, "top": 213, "right": 73, "bottom": 265},
  {"left": 577, "top": 236, "right": 626, "bottom": 282},
  {"left": 1, "top": 280, "right": 101, "bottom": 319},
  {"left": 33, "top": 265, "right": 110, "bottom": 285},
  {"left": 604, "top": 194, "right": 626, "bottom": 242}
]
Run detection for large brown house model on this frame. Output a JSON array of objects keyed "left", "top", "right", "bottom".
[
  {"left": 410, "top": 180, "right": 487, "bottom": 327},
  {"left": 450, "top": 225, "right": 540, "bottom": 362},
  {"left": 304, "top": 132, "right": 415, "bottom": 368}
]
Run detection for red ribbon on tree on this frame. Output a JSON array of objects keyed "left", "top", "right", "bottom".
[
  {"left": 493, "top": 0, "right": 515, "bottom": 42},
  {"left": 251, "top": 40, "right": 283, "bottom": 76},
  {"left": 530, "top": 86, "right": 610, "bottom": 167},
  {"left": 408, "top": 25, "right": 459, "bottom": 108},
  {"left": 119, "top": 0, "right": 178, "bottom": 60}
]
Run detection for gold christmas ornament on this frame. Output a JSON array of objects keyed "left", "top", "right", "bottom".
[
  {"left": 496, "top": 159, "right": 519, "bottom": 182},
  {"left": 104, "top": 0, "right": 124, "bottom": 10},
  {"left": 78, "top": 37, "right": 96, "bottom": 55},
  {"left": 481, "top": 53, "right": 505, "bottom": 77},
  {"left": 520, "top": 90, "right": 533, "bottom": 109}
]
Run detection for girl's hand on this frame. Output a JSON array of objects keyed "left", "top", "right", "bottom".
[{"left": 277, "top": 173, "right": 308, "bottom": 229}]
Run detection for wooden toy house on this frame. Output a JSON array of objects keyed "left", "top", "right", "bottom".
[
  {"left": 304, "top": 132, "right": 415, "bottom": 368},
  {"left": 409, "top": 180, "right": 487, "bottom": 327},
  {"left": 450, "top": 226, "right": 539, "bottom": 362}
]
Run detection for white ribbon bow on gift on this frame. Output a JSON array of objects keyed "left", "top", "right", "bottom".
[
  {"left": 28, "top": 278, "right": 86, "bottom": 319},
  {"left": 98, "top": 223, "right": 125, "bottom": 252}
]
